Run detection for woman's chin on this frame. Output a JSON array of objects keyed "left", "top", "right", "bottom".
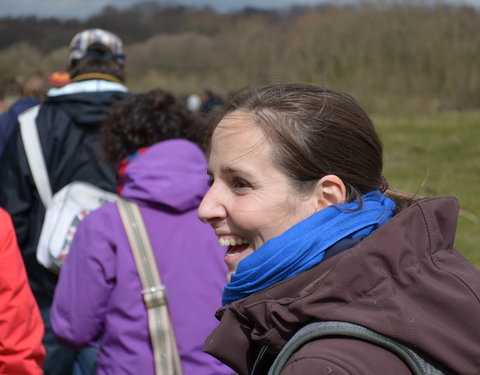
[{"left": 224, "top": 248, "right": 254, "bottom": 283}]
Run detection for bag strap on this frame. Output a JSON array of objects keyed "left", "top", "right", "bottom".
[
  {"left": 267, "top": 321, "right": 447, "bottom": 375},
  {"left": 18, "top": 105, "right": 53, "bottom": 208},
  {"left": 116, "top": 198, "right": 183, "bottom": 375}
]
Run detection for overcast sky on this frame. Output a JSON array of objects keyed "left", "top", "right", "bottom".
[{"left": 1, "top": 0, "right": 480, "bottom": 19}]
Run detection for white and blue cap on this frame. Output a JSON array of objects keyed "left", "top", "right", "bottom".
[{"left": 69, "top": 28, "right": 125, "bottom": 63}]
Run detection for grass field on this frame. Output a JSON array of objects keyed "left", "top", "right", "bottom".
[{"left": 374, "top": 111, "right": 480, "bottom": 267}]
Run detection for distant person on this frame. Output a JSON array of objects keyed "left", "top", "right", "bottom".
[
  {"left": 0, "top": 207, "right": 45, "bottom": 375},
  {"left": 21, "top": 70, "right": 49, "bottom": 98},
  {"left": 0, "top": 70, "right": 48, "bottom": 156},
  {"left": 51, "top": 89, "right": 234, "bottom": 375},
  {"left": 0, "top": 76, "right": 22, "bottom": 113},
  {"left": 199, "top": 88, "right": 224, "bottom": 115},
  {"left": 198, "top": 83, "right": 480, "bottom": 374},
  {"left": 0, "top": 28, "right": 130, "bottom": 375}
]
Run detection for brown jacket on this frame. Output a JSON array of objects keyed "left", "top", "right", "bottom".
[{"left": 205, "top": 197, "right": 480, "bottom": 374}]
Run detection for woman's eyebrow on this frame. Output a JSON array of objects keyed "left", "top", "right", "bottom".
[
  {"left": 206, "top": 166, "right": 240, "bottom": 176},
  {"left": 208, "top": 164, "right": 254, "bottom": 178},
  {"left": 221, "top": 166, "right": 241, "bottom": 174}
]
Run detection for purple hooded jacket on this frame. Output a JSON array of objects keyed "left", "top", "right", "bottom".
[{"left": 51, "top": 140, "right": 233, "bottom": 375}]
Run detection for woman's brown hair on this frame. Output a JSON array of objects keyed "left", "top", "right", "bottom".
[{"left": 208, "top": 83, "right": 420, "bottom": 209}]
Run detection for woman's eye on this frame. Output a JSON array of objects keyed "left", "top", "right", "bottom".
[
  {"left": 207, "top": 176, "right": 214, "bottom": 187},
  {"left": 232, "top": 177, "right": 251, "bottom": 189}
]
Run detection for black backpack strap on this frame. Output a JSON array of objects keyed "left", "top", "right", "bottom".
[{"left": 267, "top": 321, "right": 447, "bottom": 375}]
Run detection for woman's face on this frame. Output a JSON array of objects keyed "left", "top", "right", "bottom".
[{"left": 198, "top": 110, "right": 324, "bottom": 282}]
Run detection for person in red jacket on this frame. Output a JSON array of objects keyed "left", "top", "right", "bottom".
[{"left": 0, "top": 207, "right": 45, "bottom": 374}]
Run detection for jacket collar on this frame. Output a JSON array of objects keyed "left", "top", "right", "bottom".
[
  {"left": 47, "top": 78, "right": 128, "bottom": 97},
  {"left": 70, "top": 73, "right": 123, "bottom": 84}
]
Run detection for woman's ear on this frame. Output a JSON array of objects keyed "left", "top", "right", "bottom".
[{"left": 313, "top": 175, "right": 347, "bottom": 211}]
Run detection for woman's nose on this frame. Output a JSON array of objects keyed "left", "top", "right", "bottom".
[{"left": 198, "top": 184, "right": 226, "bottom": 225}]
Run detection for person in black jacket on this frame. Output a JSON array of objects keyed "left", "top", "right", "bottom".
[{"left": 0, "top": 28, "right": 130, "bottom": 375}]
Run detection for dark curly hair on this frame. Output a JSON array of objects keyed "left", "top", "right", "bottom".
[{"left": 101, "top": 88, "right": 208, "bottom": 165}]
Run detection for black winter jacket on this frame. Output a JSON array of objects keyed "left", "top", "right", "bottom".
[{"left": 0, "top": 78, "right": 130, "bottom": 298}]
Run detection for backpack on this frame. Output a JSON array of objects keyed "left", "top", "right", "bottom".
[
  {"left": 18, "top": 105, "right": 118, "bottom": 274},
  {"left": 267, "top": 321, "right": 452, "bottom": 375}
]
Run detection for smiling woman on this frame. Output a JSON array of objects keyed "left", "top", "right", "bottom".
[
  {"left": 200, "top": 110, "right": 326, "bottom": 283},
  {"left": 198, "top": 85, "right": 397, "bottom": 299},
  {"left": 198, "top": 83, "right": 480, "bottom": 375}
]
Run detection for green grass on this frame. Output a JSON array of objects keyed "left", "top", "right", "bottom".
[{"left": 374, "top": 111, "right": 480, "bottom": 267}]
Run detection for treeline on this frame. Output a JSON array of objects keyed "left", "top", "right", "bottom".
[
  {"left": 0, "top": 3, "right": 270, "bottom": 53},
  {"left": 1, "top": 1, "right": 480, "bottom": 113}
]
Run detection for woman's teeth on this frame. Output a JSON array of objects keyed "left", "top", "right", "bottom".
[{"left": 218, "top": 237, "right": 248, "bottom": 246}]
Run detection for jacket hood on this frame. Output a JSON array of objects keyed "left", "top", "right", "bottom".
[
  {"left": 44, "top": 80, "right": 129, "bottom": 126},
  {"left": 121, "top": 139, "right": 208, "bottom": 212},
  {"left": 205, "top": 197, "right": 480, "bottom": 374}
]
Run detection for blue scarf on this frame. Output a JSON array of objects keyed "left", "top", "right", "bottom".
[{"left": 222, "top": 190, "right": 397, "bottom": 306}]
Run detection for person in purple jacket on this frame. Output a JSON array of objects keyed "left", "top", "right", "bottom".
[{"left": 51, "top": 89, "right": 233, "bottom": 375}]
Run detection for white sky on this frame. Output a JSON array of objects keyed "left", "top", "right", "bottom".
[{"left": 1, "top": 0, "right": 479, "bottom": 19}]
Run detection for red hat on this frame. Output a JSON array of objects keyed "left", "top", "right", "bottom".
[{"left": 47, "top": 72, "right": 71, "bottom": 88}]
